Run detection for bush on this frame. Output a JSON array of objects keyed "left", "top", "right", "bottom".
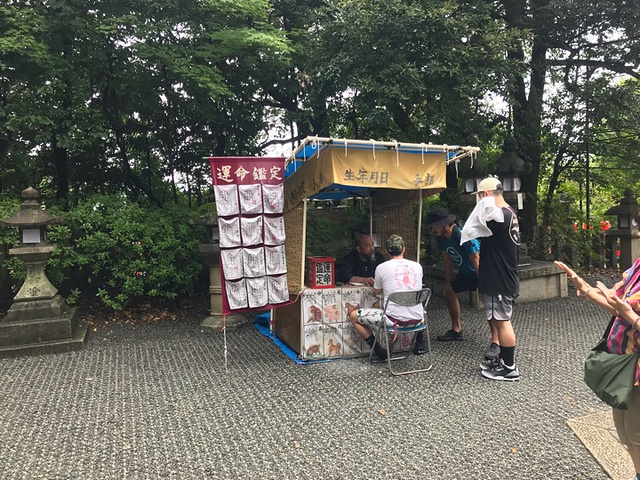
[
  {"left": 44, "top": 195, "right": 205, "bottom": 309},
  {"left": 532, "top": 197, "right": 598, "bottom": 267}
]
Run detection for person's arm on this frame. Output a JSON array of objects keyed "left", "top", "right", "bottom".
[
  {"left": 373, "top": 269, "right": 383, "bottom": 295},
  {"left": 468, "top": 251, "right": 479, "bottom": 277},
  {"left": 596, "top": 281, "right": 640, "bottom": 333},
  {"left": 554, "top": 261, "right": 617, "bottom": 315},
  {"left": 351, "top": 254, "right": 385, "bottom": 286},
  {"left": 442, "top": 252, "right": 454, "bottom": 292},
  {"left": 338, "top": 255, "right": 372, "bottom": 285},
  {"left": 351, "top": 275, "right": 374, "bottom": 286}
]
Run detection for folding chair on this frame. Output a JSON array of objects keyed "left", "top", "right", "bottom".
[{"left": 369, "top": 288, "right": 432, "bottom": 375}]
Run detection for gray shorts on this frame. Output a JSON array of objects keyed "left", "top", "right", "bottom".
[{"left": 482, "top": 294, "right": 516, "bottom": 321}]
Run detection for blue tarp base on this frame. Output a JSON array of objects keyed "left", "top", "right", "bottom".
[{"left": 253, "top": 312, "right": 333, "bottom": 365}]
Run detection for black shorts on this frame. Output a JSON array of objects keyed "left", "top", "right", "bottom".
[{"left": 451, "top": 272, "right": 478, "bottom": 293}]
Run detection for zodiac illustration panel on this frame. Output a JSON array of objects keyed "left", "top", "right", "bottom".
[
  {"left": 301, "top": 289, "right": 323, "bottom": 325},
  {"left": 340, "top": 323, "right": 364, "bottom": 356},
  {"left": 340, "top": 287, "right": 364, "bottom": 320},
  {"left": 322, "top": 324, "right": 343, "bottom": 358},
  {"left": 361, "top": 287, "right": 380, "bottom": 309},
  {"left": 321, "top": 288, "right": 342, "bottom": 323},
  {"left": 303, "top": 324, "right": 324, "bottom": 360}
]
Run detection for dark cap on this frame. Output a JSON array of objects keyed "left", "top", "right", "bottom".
[{"left": 427, "top": 208, "right": 456, "bottom": 227}]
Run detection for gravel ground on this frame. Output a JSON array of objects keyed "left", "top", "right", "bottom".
[{"left": 0, "top": 270, "right": 625, "bottom": 480}]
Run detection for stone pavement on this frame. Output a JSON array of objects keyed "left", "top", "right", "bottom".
[{"left": 0, "top": 291, "right": 635, "bottom": 479}]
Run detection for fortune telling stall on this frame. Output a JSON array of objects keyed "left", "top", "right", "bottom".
[{"left": 271, "top": 137, "right": 479, "bottom": 361}]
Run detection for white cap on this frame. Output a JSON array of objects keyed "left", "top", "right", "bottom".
[{"left": 471, "top": 177, "right": 503, "bottom": 195}]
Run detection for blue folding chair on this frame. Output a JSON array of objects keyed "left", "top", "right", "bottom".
[{"left": 369, "top": 288, "right": 433, "bottom": 375}]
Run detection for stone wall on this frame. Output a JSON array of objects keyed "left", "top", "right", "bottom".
[{"left": 424, "top": 260, "right": 568, "bottom": 308}]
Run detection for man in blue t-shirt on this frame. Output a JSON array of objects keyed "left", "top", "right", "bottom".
[{"left": 428, "top": 208, "right": 499, "bottom": 359}]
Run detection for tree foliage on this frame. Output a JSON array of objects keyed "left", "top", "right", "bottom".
[
  {"left": 1, "top": 0, "right": 639, "bottom": 270},
  {"left": 0, "top": 0, "right": 290, "bottom": 204}
]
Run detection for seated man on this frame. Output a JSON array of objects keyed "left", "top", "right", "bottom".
[
  {"left": 337, "top": 234, "right": 386, "bottom": 286},
  {"left": 347, "top": 234, "right": 424, "bottom": 360}
]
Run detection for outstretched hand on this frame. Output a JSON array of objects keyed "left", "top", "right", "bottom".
[
  {"left": 595, "top": 281, "right": 635, "bottom": 323},
  {"left": 554, "top": 261, "right": 590, "bottom": 295}
]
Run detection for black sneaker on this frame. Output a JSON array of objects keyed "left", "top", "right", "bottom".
[
  {"left": 484, "top": 342, "right": 500, "bottom": 361},
  {"left": 413, "top": 339, "right": 429, "bottom": 355},
  {"left": 365, "top": 335, "right": 388, "bottom": 361},
  {"left": 373, "top": 342, "right": 388, "bottom": 361},
  {"left": 436, "top": 329, "right": 463, "bottom": 342},
  {"left": 479, "top": 358, "right": 500, "bottom": 371},
  {"left": 481, "top": 361, "right": 520, "bottom": 381}
]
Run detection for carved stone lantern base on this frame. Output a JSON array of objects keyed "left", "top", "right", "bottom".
[
  {"left": 0, "top": 248, "right": 89, "bottom": 358},
  {"left": 4, "top": 294, "right": 66, "bottom": 322},
  {"left": 0, "top": 303, "right": 89, "bottom": 358},
  {"left": 200, "top": 313, "right": 249, "bottom": 332}
]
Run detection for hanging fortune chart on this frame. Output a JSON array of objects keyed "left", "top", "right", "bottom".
[{"left": 209, "top": 156, "right": 289, "bottom": 314}]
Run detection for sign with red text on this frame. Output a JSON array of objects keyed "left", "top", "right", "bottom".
[{"left": 209, "top": 157, "right": 289, "bottom": 314}]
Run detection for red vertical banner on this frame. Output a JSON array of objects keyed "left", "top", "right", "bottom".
[{"left": 209, "top": 157, "right": 289, "bottom": 314}]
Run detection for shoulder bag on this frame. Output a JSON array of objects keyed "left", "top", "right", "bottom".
[{"left": 584, "top": 316, "right": 639, "bottom": 410}]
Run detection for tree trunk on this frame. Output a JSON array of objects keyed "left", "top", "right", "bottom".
[
  {"left": 53, "top": 134, "right": 70, "bottom": 203},
  {"left": 503, "top": 0, "right": 549, "bottom": 243}
]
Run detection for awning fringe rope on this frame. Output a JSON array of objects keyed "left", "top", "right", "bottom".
[{"left": 394, "top": 140, "right": 399, "bottom": 166}]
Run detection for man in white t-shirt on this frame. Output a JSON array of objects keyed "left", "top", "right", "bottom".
[{"left": 347, "top": 234, "right": 424, "bottom": 360}]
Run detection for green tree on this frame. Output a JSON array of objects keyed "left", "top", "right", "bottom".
[
  {"left": 1, "top": 0, "right": 291, "bottom": 206},
  {"left": 500, "top": 0, "right": 640, "bottom": 241}
]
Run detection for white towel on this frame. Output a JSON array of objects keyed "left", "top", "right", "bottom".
[{"left": 460, "top": 196, "right": 505, "bottom": 243}]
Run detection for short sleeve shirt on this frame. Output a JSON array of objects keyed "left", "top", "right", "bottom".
[
  {"left": 374, "top": 259, "right": 424, "bottom": 320},
  {"left": 609, "top": 258, "right": 640, "bottom": 385},
  {"left": 436, "top": 226, "right": 479, "bottom": 280},
  {"left": 478, "top": 207, "right": 520, "bottom": 295}
]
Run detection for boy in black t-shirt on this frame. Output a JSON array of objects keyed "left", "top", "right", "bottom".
[{"left": 467, "top": 177, "right": 521, "bottom": 381}]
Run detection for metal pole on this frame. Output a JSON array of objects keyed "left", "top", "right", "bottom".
[
  {"left": 417, "top": 190, "right": 423, "bottom": 263},
  {"left": 585, "top": 93, "right": 591, "bottom": 231},
  {"left": 585, "top": 68, "right": 592, "bottom": 267}
]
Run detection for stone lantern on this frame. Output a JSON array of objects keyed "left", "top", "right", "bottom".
[
  {"left": 604, "top": 189, "right": 640, "bottom": 270},
  {"left": 460, "top": 135, "right": 532, "bottom": 267},
  {"left": 0, "top": 187, "right": 89, "bottom": 357},
  {"left": 193, "top": 211, "right": 247, "bottom": 332},
  {"left": 458, "top": 135, "right": 490, "bottom": 195},
  {"left": 494, "top": 135, "right": 532, "bottom": 208}
]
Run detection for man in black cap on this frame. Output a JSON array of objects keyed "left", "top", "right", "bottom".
[{"left": 428, "top": 208, "right": 499, "bottom": 359}]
